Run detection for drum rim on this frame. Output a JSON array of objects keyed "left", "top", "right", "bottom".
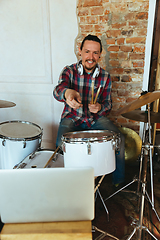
[
  {"left": 0, "top": 120, "right": 43, "bottom": 141},
  {"left": 62, "top": 130, "right": 118, "bottom": 143}
]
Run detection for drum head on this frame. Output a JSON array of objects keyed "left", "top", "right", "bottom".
[
  {"left": 0, "top": 121, "right": 42, "bottom": 140},
  {"left": 62, "top": 130, "right": 116, "bottom": 143}
]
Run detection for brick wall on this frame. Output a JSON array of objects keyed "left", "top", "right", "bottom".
[{"left": 76, "top": 0, "right": 149, "bottom": 132}]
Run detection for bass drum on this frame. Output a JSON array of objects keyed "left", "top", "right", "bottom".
[
  {"left": 0, "top": 121, "right": 43, "bottom": 169},
  {"left": 15, "top": 149, "right": 64, "bottom": 169}
]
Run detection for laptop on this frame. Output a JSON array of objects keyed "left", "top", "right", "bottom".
[{"left": 0, "top": 167, "right": 94, "bottom": 223}]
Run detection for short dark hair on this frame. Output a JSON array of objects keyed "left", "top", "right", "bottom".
[{"left": 80, "top": 34, "right": 102, "bottom": 53}]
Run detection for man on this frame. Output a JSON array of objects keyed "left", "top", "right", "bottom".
[{"left": 53, "top": 34, "right": 125, "bottom": 185}]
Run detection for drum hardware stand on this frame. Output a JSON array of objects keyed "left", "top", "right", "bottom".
[
  {"left": 95, "top": 175, "right": 109, "bottom": 221},
  {"left": 92, "top": 225, "right": 119, "bottom": 240},
  {"left": 104, "top": 103, "right": 160, "bottom": 239}
]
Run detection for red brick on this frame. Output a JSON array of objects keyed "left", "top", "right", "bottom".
[
  {"left": 106, "top": 39, "right": 115, "bottom": 45},
  {"left": 112, "top": 22, "right": 127, "bottom": 29},
  {"left": 121, "top": 60, "right": 132, "bottom": 68},
  {"left": 116, "top": 117, "right": 128, "bottom": 124},
  {"left": 129, "top": 53, "right": 145, "bottom": 59},
  {"left": 109, "top": 60, "right": 119, "bottom": 67},
  {"left": 110, "top": 68, "right": 123, "bottom": 74},
  {"left": 99, "top": 15, "right": 109, "bottom": 23},
  {"left": 136, "top": 28, "right": 147, "bottom": 36},
  {"left": 110, "top": 3, "right": 127, "bottom": 12},
  {"left": 79, "top": 16, "right": 86, "bottom": 24},
  {"left": 133, "top": 46, "right": 145, "bottom": 53},
  {"left": 121, "top": 75, "right": 132, "bottom": 82},
  {"left": 133, "top": 61, "right": 144, "bottom": 67},
  {"left": 126, "top": 37, "right": 146, "bottom": 44},
  {"left": 86, "top": 16, "right": 99, "bottom": 24},
  {"left": 129, "top": 21, "right": 148, "bottom": 28},
  {"left": 124, "top": 13, "right": 136, "bottom": 21},
  {"left": 118, "top": 52, "right": 128, "bottom": 59},
  {"left": 135, "top": 12, "right": 148, "bottom": 20},
  {"left": 95, "top": 24, "right": 106, "bottom": 32},
  {"left": 126, "top": 97, "right": 137, "bottom": 103},
  {"left": 117, "top": 38, "right": 125, "bottom": 45},
  {"left": 107, "top": 45, "right": 119, "bottom": 52},
  {"left": 121, "top": 30, "right": 133, "bottom": 36},
  {"left": 110, "top": 53, "right": 118, "bottom": 59},
  {"left": 83, "top": 0, "right": 102, "bottom": 7},
  {"left": 79, "top": 24, "right": 94, "bottom": 32},
  {"left": 112, "top": 96, "right": 126, "bottom": 103},
  {"left": 117, "top": 90, "right": 130, "bottom": 97},
  {"left": 104, "top": 9, "right": 110, "bottom": 15},
  {"left": 120, "top": 46, "right": 132, "bottom": 52},
  {"left": 132, "top": 68, "right": 144, "bottom": 74},
  {"left": 111, "top": 13, "right": 120, "bottom": 23},
  {"left": 78, "top": 8, "right": 89, "bottom": 16},
  {"left": 111, "top": 76, "right": 120, "bottom": 82},
  {"left": 106, "top": 30, "right": 121, "bottom": 38},
  {"left": 91, "top": 6, "right": 104, "bottom": 15}
]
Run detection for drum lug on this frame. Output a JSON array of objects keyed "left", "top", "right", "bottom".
[
  {"left": 2, "top": 139, "right": 6, "bottom": 147},
  {"left": 38, "top": 138, "right": 42, "bottom": 147},
  {"left": 23, "top": 141, "right": 26, "bottom": 148},
  {"left": 111, "top": 139, "right": 116, "bottom": 150},
  {"left": 87, "top": 142, "right": 91, "bottom": 155}
]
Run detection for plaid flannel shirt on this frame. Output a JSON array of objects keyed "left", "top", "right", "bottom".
[{"left": 53, "top": 62, "right": 112, "bottom": 127}]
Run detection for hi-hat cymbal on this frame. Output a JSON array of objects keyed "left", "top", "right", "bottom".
[
  {"left": 0, "top": 100, "right": 16, "bottom": 108},
  {"left": 122, "top": 110, "right": 160, "bottom": 123},
  {"left": 119, "top": 127, "right": 142, "bottom": 162},
  {"left": 117, "top": 90, "right": 160, "bottom": 115}
]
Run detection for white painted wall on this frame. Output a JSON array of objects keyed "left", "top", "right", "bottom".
[{"left": 0, "top": 0, "right": 78, "bottom": 149}]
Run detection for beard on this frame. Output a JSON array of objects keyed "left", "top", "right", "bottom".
[{"left": 84, "top": 60, "right": 96, "bottom": 72}]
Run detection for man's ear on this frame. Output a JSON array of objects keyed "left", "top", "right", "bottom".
[{"left": 78, "top": 47, "right": 82, "bottom": 56}]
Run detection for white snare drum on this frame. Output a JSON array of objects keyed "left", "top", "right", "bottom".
[
  {"left": 62, "top": 130, "right": 119, "bottom": 177},
  {"left": 0, "top": 121, "right": 43, "bottom": 169},
  {"left": 15, "top": 149, "right": 64, "bottom": 169}
]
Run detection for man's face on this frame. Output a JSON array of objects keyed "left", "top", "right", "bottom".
[{"left": 79, "top": 40, "right": 101, "bottom": 73}]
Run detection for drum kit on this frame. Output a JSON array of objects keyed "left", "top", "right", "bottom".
[
  {"left": 104, "top": 90, "right": 160, "bottom": 240},
  {"left": 1, "top": 90, "right": 160, "bottom": 240}
]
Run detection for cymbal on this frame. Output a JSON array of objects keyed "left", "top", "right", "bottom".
[
  {"left": 117, "top": 90, "right": 160, "bottom": 115},
  {"left": 0, "top": 100, "right": 16, "bottom": 108},
  {"left": 119, "top": 127, "right": 142, "bottom": 162},
  {"left": 122, "top": 110, "right": 160, "bottom": 123}
]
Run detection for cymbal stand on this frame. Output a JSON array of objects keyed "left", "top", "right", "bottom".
[{"left": 104, "top": 103, "right": 160, "bottom": 239}]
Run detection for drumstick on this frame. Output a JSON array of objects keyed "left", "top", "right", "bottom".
[
  {"left": 94, "top": 85, "right": 101, "bottom": 104},
  {"left": 91, "top": 80, "right": 94, "bottom": 104},
  {"left": 94, "top": 175, "right": 105, "bottom": 193},
  {"left": 44, "top": 145, "right": 61, "bottom": 168}
]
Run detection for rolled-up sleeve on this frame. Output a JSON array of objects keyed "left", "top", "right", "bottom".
[{"left": 53, "top": 66, "right": 72, "bottom": 102}]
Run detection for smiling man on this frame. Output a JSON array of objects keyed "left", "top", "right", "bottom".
[{"left": 53, "top": 34, "right": 125, "bottom": 186}]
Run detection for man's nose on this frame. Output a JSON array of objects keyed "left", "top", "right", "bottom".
[{"left": 88, "top": 52, "right": 94, "bottom": 59}]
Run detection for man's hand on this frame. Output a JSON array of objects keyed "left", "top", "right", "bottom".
[
  {"left": 88, "top": 102, "right": 101, "bottom": 113},
  {"left": 65, "top": 89, "right": 82, "bottom": 109}
]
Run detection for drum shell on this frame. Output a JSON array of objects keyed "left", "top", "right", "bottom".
[
  {"left": 63, "top": 139, "right": 116, "bottom": 177},
  {"left": 0, "top": 138, "right": 42, "bottom": 169},
  {"left": 0, "top": 121, "right": 42, "bottom": 169},
  {"left": 15, "top": 149, "right": 64, "bottom": 169}
]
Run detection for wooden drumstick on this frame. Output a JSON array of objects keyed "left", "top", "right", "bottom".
[
  {"left": 91, "top": 80, "right": 94, "bottom": 104},
  {"left": 94, "top": 85, "right": 101, "bottom": 104},
  {"left": 44, "top": 145, "right": 61, "bottom": 168},
  {"left": 94, "top": 175, "right": 105, "bottom": 193}
]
